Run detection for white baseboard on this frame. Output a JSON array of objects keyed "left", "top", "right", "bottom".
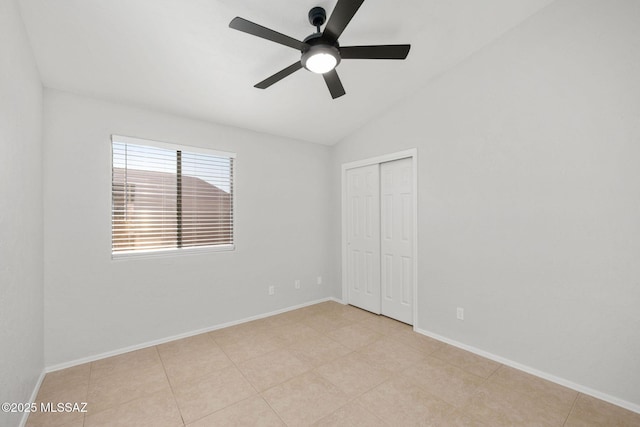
[
  {"left": 45, "top": 297, "right": 334, "bottom": 373},
  {"left": 414, "top": 327, "right": 640, "bottom": 415},
  {"left": 20, "top": 369, "right": 46, "bottom": 427},
  {"left": 40, "top": 299, "right": 638, "bottom": 416}
]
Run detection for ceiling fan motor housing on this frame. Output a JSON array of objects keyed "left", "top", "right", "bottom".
[{"left": 308, "top": 7, "right": 327, "bottom": 28}]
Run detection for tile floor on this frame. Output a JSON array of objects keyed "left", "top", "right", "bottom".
[{"left": 27, "top": 301, "right": 640, "bottom": 426}]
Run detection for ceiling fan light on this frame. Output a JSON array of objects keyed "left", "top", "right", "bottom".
[
  {"left": 301, "top": 44, "right": 341, "bottom": 74},
  {"left": 306, "top": 52, "right": 338, "bottom": 74}
]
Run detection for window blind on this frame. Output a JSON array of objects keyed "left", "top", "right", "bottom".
[{"left": 111, "top": 136, "right": 235, "bottom": 255}]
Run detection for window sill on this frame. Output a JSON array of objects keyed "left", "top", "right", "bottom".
[{"left": 111, "top": 244, "right": 235, "bottom": 261}]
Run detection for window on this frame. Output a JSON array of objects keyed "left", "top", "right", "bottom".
[{"left": 111, "top": 135, "right": 235, "bottom": 256}]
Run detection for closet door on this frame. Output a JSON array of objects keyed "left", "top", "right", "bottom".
[
  {"left": 380, "top": 158, "right": 414, "bottom": 324},
  {"left": 346, "top": 164, "right": 381, "bottom": 314}
]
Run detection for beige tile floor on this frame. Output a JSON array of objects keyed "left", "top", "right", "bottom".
[{"left": 27, "top": 301, "right": 640, "bottom": 426}]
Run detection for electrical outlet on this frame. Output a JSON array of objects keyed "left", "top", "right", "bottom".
[
  {"left": 317, "top": 276, "right": 322, "bottom": 285},
  {"left": 294, "top": 279, "right": 301, "bottom": 289},
  {"left": 268, "top": 286, "right": 275, "bottom": 296},
  {"left": 456, "top": 307, "right": 464, "bottom": 320}
]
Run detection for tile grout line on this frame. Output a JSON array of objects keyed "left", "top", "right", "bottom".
[
  {"left": 306, "top": 310, "right": 388, "bottom": 425},
  {"left": 390, "top": 323, "right": 500, "bottom": 425},
  {"left": 267, "top": 314, "right": 349, "bottom": 426},
  {"left": 563, "top": 392, "right": 581, "bottom": 426},
  {"left": 83, "top": 362, "right": 93, "bottom": 427},
  {"left": 255, "top": 307, "right": 381, "bottom": 425},
  {"left": 454, "top": 358, "right": 501, "bottom": 424},
  {"left": 155, "top": 345, "right": 186, "bottom": 426},
  {"left": 256, "top": 316, "right": 339, "bottom": 427},
  {"left": 258, "top": 391, "right": 290, "bottom": 427},
  {"left": 208, "top": 330, "right": 260, "bottom": 395},
  {"left": 315, "top": 313, "right": 422, "bottom": 425},
  {"left": 210, "top": 329, "right": 290, "bottom": 426},
  {"left": 83, "top": 348, "right": 168, "bottom": 420}
]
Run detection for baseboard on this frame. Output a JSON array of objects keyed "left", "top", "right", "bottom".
[
  {"left": 45, "top": 297, "right": 334, "bottom": 373},
  {"left": 414, "top": 327, "right": 640, "bottom": 415},
  {"left": 44, "top": 299, "right": 639, "bottom": 416},
  {"left": 19, "top": 369, "right": 46, "bottom": 427}
]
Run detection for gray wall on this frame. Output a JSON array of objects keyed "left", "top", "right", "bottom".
[
  {"left": 43, "top": 90, "right": 335, "bottom": 366},
  {"left": 0, "top": 0, "right": 44, "bottom": 426},
  {"left": 332, "top": 0, "right": 640, "bottom": 407}
]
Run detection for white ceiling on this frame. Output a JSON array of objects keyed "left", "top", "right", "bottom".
[{"left": 19, "top": 0, "right": 555, "bottom": 145}]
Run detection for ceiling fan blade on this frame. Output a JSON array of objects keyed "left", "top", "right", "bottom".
[
  {"left": 323, "top": 69, "right": 346, "bottom": 99},
  {"left": 230, "top": 17, "right": 306, "bottom": 51},
  {"left": 323, "top": 0, "right": 365, "bottom": 41},
  {"left": 340, "top": 44, "right": 411, "bottom": 60},
  {"left": 254, "top": 62, "right": 303, "bottom": 89}
]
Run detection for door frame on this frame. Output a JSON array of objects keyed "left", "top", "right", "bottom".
[{"left": 341, "top": 149, "right": 418, "bottom": 327}]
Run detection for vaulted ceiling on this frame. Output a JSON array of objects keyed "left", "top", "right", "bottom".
[{"left": 19, "top": 0, "right": 555, "bottom": 144}]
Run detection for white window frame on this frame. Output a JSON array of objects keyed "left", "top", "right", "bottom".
[{"left": 111, "top": 135, "right": 236, "bottom": 260}]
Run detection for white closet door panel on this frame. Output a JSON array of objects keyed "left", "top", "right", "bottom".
[
  {"left": 380, "top": 158, "right": 413, "bottom": 324},
  {"left": 346, "top": 164, "right": 381, "bottom": 314}
]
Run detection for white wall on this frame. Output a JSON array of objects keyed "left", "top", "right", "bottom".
[
  {"left": 43, "top": 90, "right": 334, "bottom": 366},
  {"left": 0, "top": 0, "right": 44, "bottom": 425},
  {"left": 333, "top": 0, "right": 640, "bottom": 408}
]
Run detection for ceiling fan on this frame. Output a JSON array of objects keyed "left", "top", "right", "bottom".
[{"left": 229, "top": 0, "right": 411, "bottom": 99}]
